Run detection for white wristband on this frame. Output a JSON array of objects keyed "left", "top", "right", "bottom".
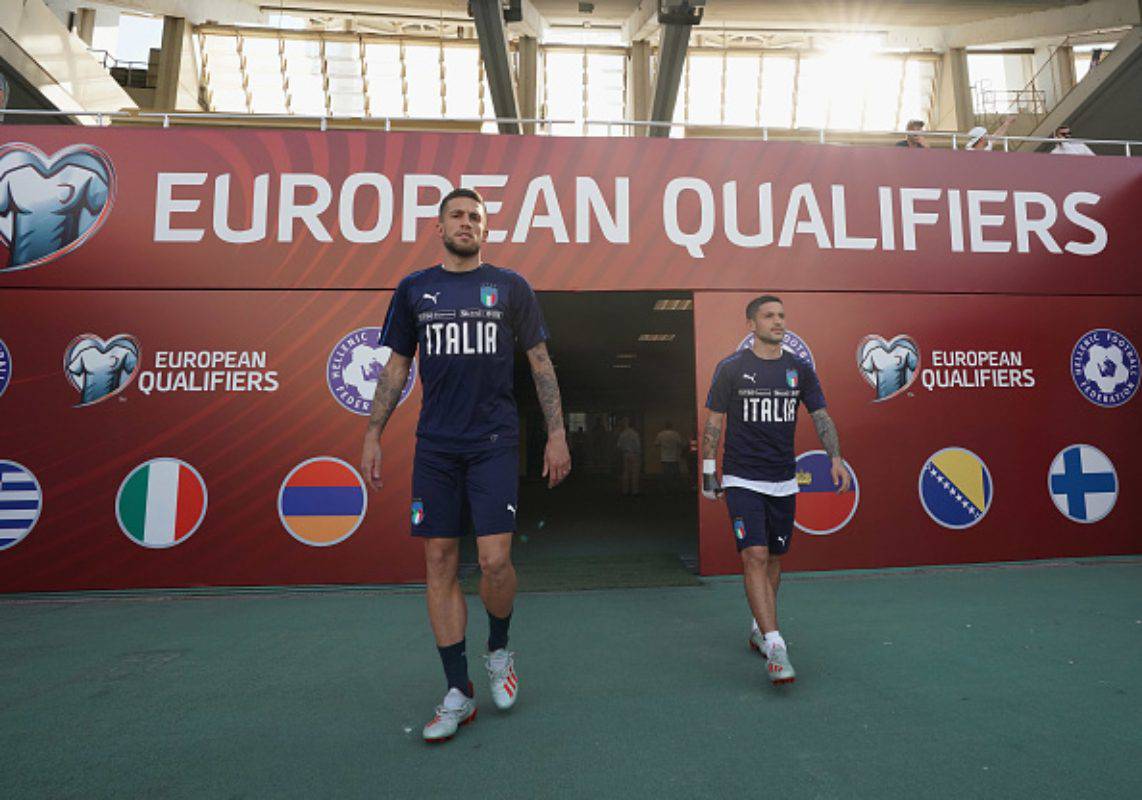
[{"left": 703, "top": 459, "right": 717, "bottom": 475}]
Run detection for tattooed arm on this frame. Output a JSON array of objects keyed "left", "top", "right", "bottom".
[
  {"left": 360, "top": 352, "right": 412, "bottom": 490},
  {"left": 700, "top": 410, "right": 725, "bottom": 499},
  {"left": 810, "top": 408, "right": 851, "bottom": 493},
  {"left": 526, "top": 342, "right": 571, "bottom": 488}
]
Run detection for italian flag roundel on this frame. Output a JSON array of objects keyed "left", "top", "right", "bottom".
[{"left": 116, "top": 458, "right": 207, "bottom": 547}]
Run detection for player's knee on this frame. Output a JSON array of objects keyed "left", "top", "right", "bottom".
[
  {"left": 741, "top": 546, "right": 770, "bottom": 571},
  {"left": 478, "top": 549, "right": 512, "bottom": 578},
  {"left": 424, "top": 542, "right": 458, "bottom": 579}
]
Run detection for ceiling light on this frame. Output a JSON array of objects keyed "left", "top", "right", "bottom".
[
  {"left": 616, "top": 353, "right": 637, "bottom": 359},
  {"left": 638, "top": 333, "right": 676, "bottom": 342},
  {"left": 653, "top": 299, "right": 693, "bottom": 311},
  {"left": 612, "top": 363, "right": 633, "bottom": 369}
]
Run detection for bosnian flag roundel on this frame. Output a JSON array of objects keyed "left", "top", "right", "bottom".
[
  {"left": 115, "top": 458, "right": 208, "bottom": 548},
  {"left": 793, "top": 450, "right": 859, "bottom": 535}
]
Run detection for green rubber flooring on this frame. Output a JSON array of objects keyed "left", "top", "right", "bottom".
[{"left": 2, "top": 558, "right": 1140, "bottom": 799}]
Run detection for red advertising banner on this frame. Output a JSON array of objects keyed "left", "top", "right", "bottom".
[
  {"left": 694, "top": 292, "right": 1142, "bottom": 575},
  {"left": 1, "top": 127, "right": 1140, "bottom": 293},
  {"left": 1, "top": 126, "right": 1140, "bottom": 591}
]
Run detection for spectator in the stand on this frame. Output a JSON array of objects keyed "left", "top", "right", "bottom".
[
  {"left": 1050, "top": 124, "right": 1096, "bottom": 156},
  {"left": 895, "top": 119, "right": 929, "bottom": 148},
  {"left": 965, "top": 114, "right": 1017, "bottom": 150}
]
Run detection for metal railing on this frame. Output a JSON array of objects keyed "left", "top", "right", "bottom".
[
  {"left": 0, "top": 109, "right": 1137, "bottom": 155},
  {"left": 87, "top": 49, "right": 150, "bottom": 88}
]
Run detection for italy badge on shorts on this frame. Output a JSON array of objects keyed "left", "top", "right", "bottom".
[
  {"left": 278, "top": 457, "right": 367, "bottom": 547},
  {"left": 733, "top": 518, "right": 746, "bottom": 541},
  {"left": 480, "top": 285, "right": 498, "bottom": 308},
  {"left": 918, "top": 447, "right": 992, "bottom": 530},
  {"left": 793, "top": 451, "right": 859, "bottom": 535},
  {"left": 411, "top": 499, "right": 425, "bottom": 526}
]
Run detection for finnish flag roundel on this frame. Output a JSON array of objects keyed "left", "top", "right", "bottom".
[{"left": 1048, "top": 444, "right": 1117, "bottom": 524}]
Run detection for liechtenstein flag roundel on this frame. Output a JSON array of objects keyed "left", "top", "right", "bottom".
[
  {"left": 793, "top": 451, "right": 859, "bottom": 535},
  {"left": 278, "top": 457, "right": 367, "bottom": 547},
  {"left": 115, "top": 458, "right": 208, "bottom": 548}
]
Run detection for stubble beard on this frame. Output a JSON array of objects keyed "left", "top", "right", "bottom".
[{"left": 443, "top": 235, "right": 480, "bottom": 258}]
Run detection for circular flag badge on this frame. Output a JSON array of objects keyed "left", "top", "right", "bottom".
[
  {"left": 115, "top": 458, "right": 207, "bottom": 548},
  {"left": 918, "top": 447, "right": 993, "bottom": 530},
  {"left": 278, "top": 457, "right": 367, "bottom": 547},
  {"left": 793, "top": 451, "right": 859, "bottom": 535},
  {"left": 0, "top": 338, "right": 12, "bottom": 398},
  {"left": 1070, "top": 329, "right": 1139, "bottom": 408},
  {"left": 327, "top": 327, "right": 416, "bottom": 416},
  {"left": 738, "top": 330, "right": 815, "bottom": 369},
  {"left": 0, "top": 459, "right": 42, "bottom": 551},
  {"left": 1048, "top": 444, "right": 1117, "bottom": 524}
]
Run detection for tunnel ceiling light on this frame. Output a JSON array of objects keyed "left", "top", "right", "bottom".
[
  {"left": 653, "top": 299, "right": 693, "bottom": 311},
  {"left": 612, "top": 363, "right": 633, "bottom": 369},
  {"left": 616, "top": 353, "right": 637, "bottom": 359},
  {"left": 638, "top": 333, "right": 676, "bottom": 342}
]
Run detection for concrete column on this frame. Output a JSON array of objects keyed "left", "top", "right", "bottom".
[
  {"left": 649, "top": 24, "right": 692, "bottom": 137},
  {"left": 73, "top": 7, "right": 96, "bottom": 46},
  {"left": 154, "top": 15, "right": 187, "bottom": 111},
  {"left": 517, "top": 35, "right": 537, "bottom": 134},
  {"left": 629, "top": 40, "right": 651, "bottom": 135},
  {"left": 934, "top": 47, "right": 974, "bottom": 133}
]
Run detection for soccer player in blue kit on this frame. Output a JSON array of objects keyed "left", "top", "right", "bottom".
[
  {"left": 360, "top": 188, "right": 572, "bottom": 742},
  {"left": 701, "top": 295, "right": 850, "bottom": 685}
]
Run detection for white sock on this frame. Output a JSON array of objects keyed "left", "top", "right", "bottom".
[{"left": 763, "top": 631, "right": 786, "bottom": 653}]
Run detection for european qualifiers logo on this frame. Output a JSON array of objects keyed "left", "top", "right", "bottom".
[
  {"left": 327, "top": 327, "right": 416, "bottom": 415},
  {"left": 1048, "top": 444, "right": 1117, "bottom": 524},
  {"left": 0, "top": 460, "right": 42, "bottom": 551},
  {"left": 1071, "top": 329, "right": 1138, "bottom": 408},
  {"left": 0, "top": 142, "right": 115, "bottom": 273},
  {"left": 0, "top": 337, "right": 11, "bottom": 398},
  {"left": 64, "top": 333, "right": 140, "bottom": 406},
  {"left": 918, "top": 447, "right": 993, "bottom": 530},
  {"left": 135, "top": 349, "right": 279, "bottom": 396},
  {"left": 738, "top": 331, "right": 816, "bottom": 369},
  {"left": 857, "top": 334, "right": 919, "bottom": 401}
]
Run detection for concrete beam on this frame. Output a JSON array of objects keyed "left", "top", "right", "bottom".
[
  {"left": 621, "top": 1, "right": 659, "bottom": 45},
  {"left": 72, "top": 7, "right": 95, "bottom": 45},
  {"left": 649, "top": 22, "right": 692, "bottom": 138},
  {"left": 44, "top": 0, "right": 263, "bottom": 28},
  {"left": 943, "top": 0, "right": 1140, "bottom": 48},
  {"left": 470, "top": 0, "right": 520, "bottom": 134},
  {"left": 517, "top": 35, "right": 537, "bottom": 135},
  {"left": 628, "top": 39, "right": 652, "bottom": 134},
  {"left": 506, "top": 0, "right": 547, "bottom": 40}
]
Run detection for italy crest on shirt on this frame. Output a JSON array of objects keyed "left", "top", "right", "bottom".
[
  {"left": 786, "top": 369, "right": 799, "bottom": 388},
  {"left": 480, "top": 285, "right": 499, "bottom": 308}
]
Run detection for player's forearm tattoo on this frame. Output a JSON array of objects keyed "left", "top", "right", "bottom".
[
  {"left": 701, "top": 416, "right": 722, "bottom": 460},
  {"left": 365, "top": 362, "right": 406, "bottom": 433},
  {"left": 811, "top": 409, "right": 841, "bottom": 458},
  {"left": 529, "top": 346, "right": 565, "bottom": 434}
]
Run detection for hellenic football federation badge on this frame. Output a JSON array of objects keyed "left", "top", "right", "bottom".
[
  {"left": 739, "top": 331, "right": 815, "bottom": 369},
  {"left": 115, "top": 458, "right": 208, "bottom": 548},
  {"left": 857, "top": 334, "right": 920, "bottom": 401},
  {"left": 327, "top": 327, "right": 416, "bottom": 415},
  {"left": 278, "top": 457, "right": 367, "bottom": 546},
  {"left": 0, "top": 143, "right": 115, "bottom": 273},
  {"left": 411, "top": 499, "right": 425, "bottom": 526},
  {"left": 64, "top": 333, "right": 140, "bottom": 407},
  {"left": 0, "top": 338, "right": 11, "bottom": 398},
  {"left": 1048, "top": 444, "right": 1117, "bottom": 524},
  {"left": 918, "top": 447, "right": 993, "bottom": 530},
  {"left": 480, "top": 285, "right": 499, "bottom": 308},
  {"left": 1070, "top": 329, "right": 1139, "bottom": 408},
  {"left": 793, "top": 451, "right": 859, "bottom": 535},
  {"left": 0, "top": 460, "right": 42, "bottom": 551}
]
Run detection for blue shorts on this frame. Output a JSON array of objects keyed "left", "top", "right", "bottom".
[
  {"left": 725, "top": 487, "right": 796, "bottom": 555},
  {"left": 411, "top": 444, "right": 518, "bottom": 537}
]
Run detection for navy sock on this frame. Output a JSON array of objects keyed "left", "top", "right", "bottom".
[
  {"left": 487, "top": 610, "right": 512, "bottom": 652},
  {"left": 437, "top": 639, "right": 471, "bottom": 696}
]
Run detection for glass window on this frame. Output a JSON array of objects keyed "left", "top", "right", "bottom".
[
  {"left": 723, "top": 54, "right": 760, "bottom": 127},
  {"left": 758, "top": 55, "right": 795, "bottom": 128},
  {"left": 544, "top": 49, "right": 585, "bottom": 135},
  {"left": 404, "top": 43, "right": 443, "bottom": 118}
]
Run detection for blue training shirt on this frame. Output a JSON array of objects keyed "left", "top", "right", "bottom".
[
  {"left": 380, "top": 263, "right": 547, "bottom": 452},
  {"left": 706, "top": 349, "right": 826, "bottom": 482}
]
